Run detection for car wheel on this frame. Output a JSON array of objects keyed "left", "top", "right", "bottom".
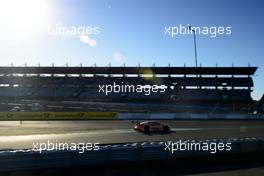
[
  {"left": 163, "top": 125, "right": 170, "bottom": 132},
  {"left": 144, "top": 125, "right": 149, "bottom": 132}
]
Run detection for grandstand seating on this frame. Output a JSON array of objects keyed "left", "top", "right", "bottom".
[{"left": 0, "top": 66, "right": 256, "bottom": 105}]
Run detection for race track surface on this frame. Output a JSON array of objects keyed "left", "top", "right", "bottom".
[{"left": 0, "top": 120, "right": 263, "bottom": 149}]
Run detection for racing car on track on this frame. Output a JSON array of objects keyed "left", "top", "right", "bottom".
[{"left": 133, "top": 121, "right": 170, "bottom": 132}]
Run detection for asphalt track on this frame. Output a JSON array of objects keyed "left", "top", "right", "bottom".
[{"left": 0, "top": 120, "right": 264, "bottom": 149}]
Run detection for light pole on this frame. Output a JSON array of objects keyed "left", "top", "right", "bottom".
[{"left": 188, "top": 26, "right": 198, "bottom": 67}]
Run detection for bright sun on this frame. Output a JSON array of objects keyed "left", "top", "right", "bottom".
[{"left": 0, "top": 0, "right": 50, "bottom": 35}]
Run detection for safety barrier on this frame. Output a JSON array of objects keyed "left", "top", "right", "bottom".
[
  {"left": 0, "top": 112, "right": 263, "bottom": 120},
  {"left": 0, "top": 112, "right": 118, "bottom": 120},
  {"left": 0, "top": 137, "right": 264, "bottom": 172},
  {"left": 118, "top": 113, "right": 264, "bottom": 120}
]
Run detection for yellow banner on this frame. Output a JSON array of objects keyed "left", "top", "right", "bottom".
[{"left": 0, "top": 112, "right": 118, "bottom": 120}]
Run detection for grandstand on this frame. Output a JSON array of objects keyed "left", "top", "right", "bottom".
[{"left": 0, "top": 66, "right": 257, "bottom": 113}]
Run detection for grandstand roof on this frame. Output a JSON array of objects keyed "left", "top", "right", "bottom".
[
  {"left": 260, "top": 94, "right": 264, "bottom": 104},
  {"left": 0, "top": 66, "right": 257, "bottom": 75}
]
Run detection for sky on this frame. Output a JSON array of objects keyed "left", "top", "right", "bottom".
[{"left": 0, "top": 0, "right": 263, "bottom": 99}]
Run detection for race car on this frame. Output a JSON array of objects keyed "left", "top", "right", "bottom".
[{"left": 133, "top": 121, "right": 170, "bottom": 132}]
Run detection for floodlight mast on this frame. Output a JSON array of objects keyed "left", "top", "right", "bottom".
[{"left": 188, "top": 26, "right": 198, "bottom": 68}]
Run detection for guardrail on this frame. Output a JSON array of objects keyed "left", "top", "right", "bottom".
[
  {"left": 0, "top": 137, "right": 264, "bottom": 172},
  {"left": 0, "top": 112, "right": 263, "bottom": 120},
  {"left": 118, "top": 113, "right": 264, "bottom": 120}
]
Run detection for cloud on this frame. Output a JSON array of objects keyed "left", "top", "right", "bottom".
[
  {"left": 112, "top": 52, "right": 127, "bottom": 63},
  {"left": 79, "top": 34, "right": 96, "bottom": 47}
]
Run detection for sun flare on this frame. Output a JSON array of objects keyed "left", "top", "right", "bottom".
[{"left": 0, "top": 0, "right": 50, "bottom": 35}]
